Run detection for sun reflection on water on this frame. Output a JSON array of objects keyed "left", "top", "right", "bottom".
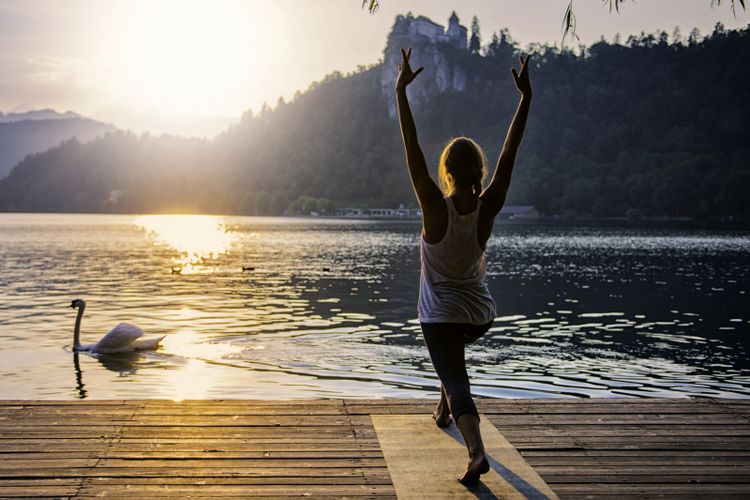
[
  {"left": 135, "top": 214, "right": 237, "bottom": 272},
  {"left": 159, "top": 330, "right": 244, "bottom": 401}
]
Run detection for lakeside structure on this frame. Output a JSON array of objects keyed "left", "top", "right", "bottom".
[
  {"left": 319, "top": 205, "right": 541, "bottom": 220},
  {"left": 324, "top": 206, "right": 420, "bottom": 218},
  {"left": 2, "top": 397, "right": 748, "bottom": 497}
]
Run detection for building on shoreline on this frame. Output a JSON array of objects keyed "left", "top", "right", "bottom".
[
  {"left": 319, "top": 205, "right": 539, "bottom": 220},
  {"left": 498, "top": 205, "right": 540, "bottom": 221},
  {"left": 325, "top": 207, "right": 422, "bottom": 218}
]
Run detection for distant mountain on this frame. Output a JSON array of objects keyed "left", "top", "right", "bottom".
[
  {"left": 0, "top": 110, "right": 115, "bottom": 178},
  {"left": 0, "top": 109, "right": 83, "bottom": 123},
  {"left": 0, "top": 15, "right": 748, "bottom": 223}
]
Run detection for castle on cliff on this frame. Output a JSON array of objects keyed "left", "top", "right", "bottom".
[
  {"left": 380, "top": 12, "right": 469, "bottom": 118},
  {"left": 404, "top": 12, "right": 468, "bottom": 50}
]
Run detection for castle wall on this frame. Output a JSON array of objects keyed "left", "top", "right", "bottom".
[{"left": 409, "top": 19, "right": 446, "bottom": 42}]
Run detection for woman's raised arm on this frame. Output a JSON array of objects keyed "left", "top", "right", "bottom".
[
  {"left": 481, "top": 55, "right": 533, "bottom": 216},
  {"left": 396, "top": 48, "right": 443, "bottom": 210}
]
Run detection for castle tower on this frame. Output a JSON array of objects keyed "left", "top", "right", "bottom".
[{"left": 446, "top": 11, "right": 467, "bottom": 50}]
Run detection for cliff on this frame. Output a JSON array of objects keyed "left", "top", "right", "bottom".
[{"left": 380, "top": 13, "right": 470, "bottom": 117}]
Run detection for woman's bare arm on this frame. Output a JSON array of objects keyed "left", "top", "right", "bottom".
[
  {"left": 481, "top": 55, "right": 533, "bottom": 216},
  {"left": 396, "top": 48, "right": 443, "bottom": 210}
]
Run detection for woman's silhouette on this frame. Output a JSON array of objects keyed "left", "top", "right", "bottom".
[{"left": 395, "top": 47, "right": 532, "bottom": 484}]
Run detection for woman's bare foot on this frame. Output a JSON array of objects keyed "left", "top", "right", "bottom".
[
  {"left": 432, "top": 405, "right": 451, "bottom": 428},
  {"left": 458, "top": 454, "right": 489, "bottom": 485}
]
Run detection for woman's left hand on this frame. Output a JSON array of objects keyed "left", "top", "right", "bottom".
[{"left": 511, "top": 54, "right": 532, "bottom": 98}]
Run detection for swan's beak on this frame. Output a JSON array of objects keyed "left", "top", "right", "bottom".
[{"left": 69, "top": 301, "right": 76, "bottom": 308}]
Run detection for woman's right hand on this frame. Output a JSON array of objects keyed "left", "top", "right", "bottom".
[
  {"left": 511, "top": 55, "right": 532, "bottom": 98},
  {"left": 395, "top": 48, "right": 424, "bottom": 92}
]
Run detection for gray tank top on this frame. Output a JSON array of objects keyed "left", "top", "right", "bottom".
[{"left": 418, "top": 196, "right": 496, "bottom": 324}]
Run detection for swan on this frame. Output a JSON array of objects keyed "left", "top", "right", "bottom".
[{"left": 70, "top": 299, "right": 164, "bottom": 354}]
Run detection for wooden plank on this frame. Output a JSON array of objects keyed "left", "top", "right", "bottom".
[
  {"left": 0, "top": 467, "right": 386, "bottom": 478},
  {"left": 80, "top": 475, "right": 394, "bottom": 485},
  {"left": 0, "top": 400, "right": 137, "bottom": 405},
  {"left": 0, "top": 486, "right": 81, "bottom": 497},
  {"left": 75, "top": 484, "right": 396, "bottom": 496},
  {"left": 0, "top": 479, "right": 81, "bottom": 486},
  {"left": 486, "top": 416, "right": 749, "bottom": 425},
  {"left": 93, "top": 458, "right": 386, "bottom": 468},
  {"left": 534, "top": 465, "right": 750, "bottom": 475},
  {"left": 522, "top": 449, "right": 750, "bottom": 457},
  {"left": 372, "top": 413, "right": 558, "bottom": 499},
  {"left": 0, "top": 417, "right": 358, "bottom": 426},
  {"left": 550, "top": 483, "right": 750, "bottom": 494},
  {"left": 542, "top": 474, "right": 750, "bottom": 483},
  {"left": 0, "top": 457, "right": 99, "bottom": 466},
  {"left": 0, "top": 399, "right": 345, "bottom": 406},
  {"left": 0, "top": 450, "right": 385, "bottom": 460},
  {"left": 103, "top": 441, "right": 382, "bottom": 450},
  {"left": 526, "top": 441, "right": 750, "bottom": 451},
  {"left": 493, "top": 426, "right": 750, "bottom": 437},
  {"left": 525, "top": 457, "right": 750, "bottom": 466},
  {"left": 0, "top": 416, "right": 359, "bottom": 425}
]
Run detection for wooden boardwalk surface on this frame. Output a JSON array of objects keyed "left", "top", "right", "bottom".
[{"left": 1, "top": 397, "right": 749, "bottom": 498}]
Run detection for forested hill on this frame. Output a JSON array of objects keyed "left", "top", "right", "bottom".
[
  {"left": 0, "top": 15, "right": 748, "bottom": 223},
  {"left": 0, "top": 111, "right": 115, "bottom": 179}
]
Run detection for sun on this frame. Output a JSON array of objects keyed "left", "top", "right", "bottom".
[{"left": 97, "top": 0, "right": 288, "bottom": 118}]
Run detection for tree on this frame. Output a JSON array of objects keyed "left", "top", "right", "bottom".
[
  {"left": 689, "top": 28, "right": 702, "bottom": 45},
  {"left": 469, "top": 16, "right": 481, "bottom": 54},
  {"left": 672, "top": 26, "right": 683, "bottom": 45},
  {"left": 486, "top": 28, "right": 514, "bottom": 60}
]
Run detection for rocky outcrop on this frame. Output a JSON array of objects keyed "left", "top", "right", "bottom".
[{"left": 380, "top": 14, "right": 469, "bottom": 118}]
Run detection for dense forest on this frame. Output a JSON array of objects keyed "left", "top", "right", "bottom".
[
  {"left": 0, "top": 113, "right": 115, "bottom": 179},
  {"left": 0, "top": 15, "right": 748, "bottom": 223}
]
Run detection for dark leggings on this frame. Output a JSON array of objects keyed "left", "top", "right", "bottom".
[{"left": 420, "top": 321, "right": 493, "bottom": 423}]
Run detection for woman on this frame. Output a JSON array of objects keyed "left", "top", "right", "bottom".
[{"left": 395, "top": 47, "right": 532, "bottom": 484}]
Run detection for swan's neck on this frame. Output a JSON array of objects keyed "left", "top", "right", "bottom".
[{"left": 73, "top": 304, "right": 85, "bottom": 350}]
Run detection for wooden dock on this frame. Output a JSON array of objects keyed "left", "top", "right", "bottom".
[{"left": 1, "top": 397, "right": 749, "bottom": 498}]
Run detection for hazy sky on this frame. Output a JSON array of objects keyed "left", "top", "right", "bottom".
[{"left": 0, "top": 0, "right": 746, "bottom": 136}]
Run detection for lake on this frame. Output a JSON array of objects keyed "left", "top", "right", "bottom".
[{"left": 0, "top": 213, "right": 748, "bottom": 400}]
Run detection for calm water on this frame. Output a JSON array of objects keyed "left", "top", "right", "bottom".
[{"left": 0, "top": 213, "right": 748, "bottom": 400}]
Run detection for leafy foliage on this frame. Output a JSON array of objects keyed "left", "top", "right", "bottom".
[{"left": 469, "top": 16, "right": 481, "bottom": 54}]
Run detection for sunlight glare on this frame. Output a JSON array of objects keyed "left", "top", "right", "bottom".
[
  {"left": 159, "top": 330, "right": 244, "bottom": 401},
  {"left": 162, "top": 329, "right": 242, "bottom": 359},
  {"left": 100, "top": 0, "right": 289, "bottom": 117},
  {"left": 135, "top": 214, "right": 237, "bottom": 272}
]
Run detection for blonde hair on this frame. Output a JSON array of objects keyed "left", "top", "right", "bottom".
[{"left": 438, "top": 137, "right": 488, "bottom": 196}]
